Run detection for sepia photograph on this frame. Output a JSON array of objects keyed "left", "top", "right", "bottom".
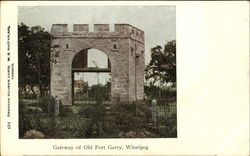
[{"left": 18, "top": 6, "right": 177, "bottom": 139}]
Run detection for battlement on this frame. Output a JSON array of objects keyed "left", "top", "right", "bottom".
[
  {"left": 51, "top": 24, "right": 68, "bottom": 36},
  {"left": 51, "top": 24, "right": 144, "bottom": 42},
  {"left": 94, "top": 24, "right": 109, "bottom": 31},
  {"left": 73, "top": 24, "right": 89, "bottom": 32}
]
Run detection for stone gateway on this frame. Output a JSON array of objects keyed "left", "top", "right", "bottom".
[{"left": 51, "top": 24, "right": 145, "bottom": 105}]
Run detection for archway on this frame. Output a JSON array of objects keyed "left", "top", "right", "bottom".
[
  {"left": 72, "top": 48, "right": 111, "bottom": 104},
  {"left": 51, "top": 24, "right": 145, "bottom": 105}
]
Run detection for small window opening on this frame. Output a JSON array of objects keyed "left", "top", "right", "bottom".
[
  {"left": 66, "top": 44, "right": 69, "bottom": 49},
  {"left": 131, "top": 48, "right": 134, "bottom": 56},
  {"left": 113, "top": 44, "right": 117, "bottom": 49}
]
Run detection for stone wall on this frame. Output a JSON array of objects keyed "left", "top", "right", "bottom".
[{"left": 51, "top": 24, "right": 145, "bottom": 105}]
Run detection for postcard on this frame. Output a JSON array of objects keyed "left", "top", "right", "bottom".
[{"left": 1, "top": 1, "right": 249, "bottom": 156}]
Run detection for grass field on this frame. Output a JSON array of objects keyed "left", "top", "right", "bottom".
[{"left": 19, "top": 98, "right": 177, "bottom": 138}]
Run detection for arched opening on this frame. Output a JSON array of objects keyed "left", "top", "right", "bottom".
[{"left": 72, "top": 48, "right": 111, "bottom": 105}]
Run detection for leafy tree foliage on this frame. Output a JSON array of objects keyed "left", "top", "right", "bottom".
[
  {"left": 145, "top": 40, "right": 176, "bottom": 86},
  {"left": 18, "top": 23, "right": 51, "bottom": 97}
]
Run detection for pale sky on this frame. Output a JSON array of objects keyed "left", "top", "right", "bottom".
[
  {"left": 75, "top": 49, "right": 110, "bottom": 85},
  {"left": 18, "top": 6, "right": 175, "bottom": 85}
]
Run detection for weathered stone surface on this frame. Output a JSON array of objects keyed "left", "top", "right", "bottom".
[
  {"left": 94, "top": 24, "right": 109, "bottom": 32},
  {"left": 73, "top": 24, "right": 89, "bottom": 32},
  {"left": 51, "top": 24, "right": 145, "bottom": 105}
]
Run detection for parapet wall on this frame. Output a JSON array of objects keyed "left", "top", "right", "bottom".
[{"left": 51, "top": 24, "right": 144, "bottom": 43}]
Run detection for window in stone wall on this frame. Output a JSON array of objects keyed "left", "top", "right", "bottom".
[{"left": 131, "top": 47, "right": 134, "bottom": 56}]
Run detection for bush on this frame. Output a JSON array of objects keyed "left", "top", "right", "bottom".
[
  {"left": 110, "top": 102, "right": 150, "bottom": 132},
  {"left": 19, "top": 100, "right": 42, "bottom": 137},
  {"left": 23, "top": 129, "right": 45, "bottom": 139},
  {"left": 19, "top": 114, "right": 32, "bottom": 137},
  {"left": 59, "top": 105, "right": 75, "bottom": 117},
  {"left": 158, "top": 113, "right": 177, "bottom": 137},
  {"left": 88, "top": 84, "right": 111, "bottom": 102},
  {"left": 38, "top": 96, "right": 54, "bottom": 114},
  {"left": 83, "top": 101, "right": 154, "bottom": 138},
  {"left": 25, "top": 116, "right": 89, "bottom": 139}
]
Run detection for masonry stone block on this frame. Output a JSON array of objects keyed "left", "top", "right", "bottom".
[
  {"left": 73, "top": 24, "right": 89, "bottom": 32},
  {"left": 51, "top": 24, "right": 68, "bottom": 36},
  {"left": 94, "top": 24, "right": 109, "bottom": 32}
]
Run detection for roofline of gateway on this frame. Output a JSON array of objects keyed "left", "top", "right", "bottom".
[{"left": 52, "top": 36, "right": 144, "bottom": 44}]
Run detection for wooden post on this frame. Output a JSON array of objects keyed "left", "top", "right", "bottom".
[
  {"left": 54, "top": 96, "right": 60, "bottom": 116},
  {"left": 152, "top": 99, "right": 157, "bottom": 126}
]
